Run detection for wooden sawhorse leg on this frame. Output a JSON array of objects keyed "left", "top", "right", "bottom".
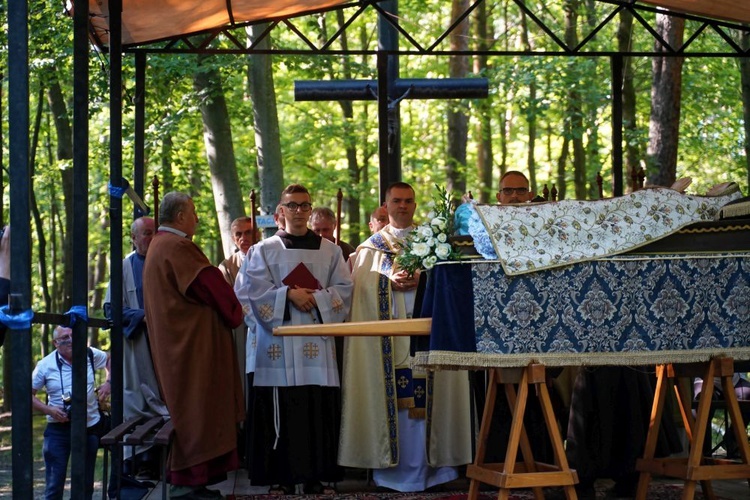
[
  {"left": 636, "top": 358, "right": 750, "bottom": 500},
  {"left": 467, "top": 364, "right": 578, "bottom": 500}
]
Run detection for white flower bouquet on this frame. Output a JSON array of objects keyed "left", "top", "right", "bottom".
[{"left": 396, "top": 185, "right": 461, "bottom": 277}]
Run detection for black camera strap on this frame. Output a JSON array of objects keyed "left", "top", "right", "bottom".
[{"left": 55, "top": 348, "right": 95, "bottom": 397}]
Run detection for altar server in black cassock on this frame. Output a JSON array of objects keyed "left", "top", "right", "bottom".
[{"left": 239, "top": 184, "right": 352, "bottom": 494}]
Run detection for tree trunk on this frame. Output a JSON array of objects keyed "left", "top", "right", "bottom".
[
  {"left": 30, "top": 84, "right": 53, "bottom": 354},
  {"left": 519, "top": 11, "right": 538, "bottom": 194},
  {"left": 564, "top": 0, "right": 585, "bottom": 200},
  {"left": 740, "top": 31, "right": 750, "bottom": 188},
  {"left": 557, "top": 135, "right": 570, "bottom": 198},
  {"left": 446, "top": 0, "right": 470, "bottom": 196},
  {"left": 46, "top": 75, "right": 73, "bottom": 310},
  {"left": 247, "top": 24, "right": 285, "bottom": 235},
  {"left": 584, "top": 0, "right": 601, "bottom": 199},
  {"left": 497, "top": 0, "right": 513, "bottom": 189},
  {"left": 617, "top": 9, "right": 640, "bottom": 192},
  {"left": 646, "top": 14, "right": 685, "bottom": 187},
  {"left": 192, "top": 57, "right": 244, "bottom": 258},
  {"left": 88, "top": 211, "right": 109, "bottom": 346},
  {"left": 160, "top": 124, "right": 175, "bottom": 192},
  {"left": 473, "top": 0, "right": 493, "bottom": 203},
  {"left": 334, "top": 9, "right": 361, "bottom": 245}
]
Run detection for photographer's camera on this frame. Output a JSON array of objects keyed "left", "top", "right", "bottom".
[{"left": 62, "top": 392, "right": 72, "bottom": 419}]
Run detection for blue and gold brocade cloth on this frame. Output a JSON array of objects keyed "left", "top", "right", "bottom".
[{"left": 416, "top": 253, "right": 750, "bottom": 369}]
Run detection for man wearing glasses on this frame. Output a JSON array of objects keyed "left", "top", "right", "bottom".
[
  {"left": 496, "top": 170, "right": 535, "bottom": 204},
  {"left": 238, "top": 183, "right": 352, "bottom": 495},
  {"left": 31, "top": 326, "right": 111, "bottom": 499}
]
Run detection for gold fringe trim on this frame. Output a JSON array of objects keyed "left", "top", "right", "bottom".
[
  {"left": 413, "top": 349, "right": 750, "bottom": 370},
  {"left": 451, "top": 239, "right": 475, "bottom": 247},
  {"left": 678, "top": 223, "right": 750, "bottom": 233},
  {"left": 408, "top": 407, "right": 426, "bottom": 419},
  {"left": 719, "top": 204, "right": 750, "bottom": 219},
  {"left": 397, "top": 397, "right": 415, "bottom": 410}
]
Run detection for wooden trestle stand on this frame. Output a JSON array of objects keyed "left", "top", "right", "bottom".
[
  {"left": 467, "top": 364, "right": 578, "bottom": 500},
  {"left": 274, "top": 320, "right": 580, "bottom": 499},
  {"left": 636, "top": 357, "right": 750, "bottom": 500}
]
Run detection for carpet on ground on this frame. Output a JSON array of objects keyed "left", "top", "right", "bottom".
[{"left": 234, "top": 482, "right": 722, "bottom": 499}]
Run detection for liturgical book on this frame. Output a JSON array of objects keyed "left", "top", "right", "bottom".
[{"left": 282, "top": 262, "right": 321, "bottom": 290}]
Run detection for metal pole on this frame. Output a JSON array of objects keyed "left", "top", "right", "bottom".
[
  {"left": 8, "top": 0, "right": 33, "bottom": 496},
  {"left": 109, "top": 1, "right": 125, "bottom": 495},
  {"left": 71, "top": 0, "right": 90, "bottom": 496}
]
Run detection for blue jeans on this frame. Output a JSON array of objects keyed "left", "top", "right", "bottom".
[{"left": 43, "top": 423, "right": 99, "bottom": 500}]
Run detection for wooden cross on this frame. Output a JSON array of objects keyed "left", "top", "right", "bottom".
[{"left": 294, "top": 0, "right": 488, "bottom": 201}]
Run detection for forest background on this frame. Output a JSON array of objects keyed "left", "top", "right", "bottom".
[{"left": 1, "top": 0, "right": 750, "bottom": 411}]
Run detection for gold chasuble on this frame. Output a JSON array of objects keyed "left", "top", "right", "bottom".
[{"left": 339, "top": 226, "right": 472, "bottom": 469}]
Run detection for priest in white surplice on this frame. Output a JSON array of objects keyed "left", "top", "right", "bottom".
[
  {"left": 339, "top": 182, "right": 472, "bottom": 492},
  {"left": 238, "top": 184, "right": 352, "bottom": 495}
]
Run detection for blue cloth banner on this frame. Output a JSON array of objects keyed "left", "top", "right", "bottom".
[
  {"left": 65, "top": 305, "right": 89, "bottom": 327},
  {"left": 108, "top": 182, "right": 127, "bottom": 199},
  {"left": 0, "top": 305, "right": 34, "bottom": 329}
]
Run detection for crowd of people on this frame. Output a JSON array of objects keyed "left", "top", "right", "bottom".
[{"left": 18, "top": 173, "right": 750, "bottom": 499}]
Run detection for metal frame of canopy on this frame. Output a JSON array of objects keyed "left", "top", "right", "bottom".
[
  {"left": 6, "top": 0, "right": 750, "bottom": 496},
  {"left": 83, "top": 0, "right": 750, "bottom": 50}
]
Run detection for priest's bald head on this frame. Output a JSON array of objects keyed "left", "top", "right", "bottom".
[
  {"left": 497, "top": 171, "right": 534, "bottom": 204},
  {"left": 160, "top": 192, "right": 199, "bottom": 238}
]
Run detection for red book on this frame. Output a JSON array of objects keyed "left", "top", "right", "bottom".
[{"left": 282, "top": 263, "right": 321, "bottom": 290}]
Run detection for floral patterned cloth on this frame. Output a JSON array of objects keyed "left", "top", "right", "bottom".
[
  {"left": 467, "top": 188, "right": 742, "bottom": 275},
  {"left": 416, "top": 253, "right": 750, "bottom": 369}
]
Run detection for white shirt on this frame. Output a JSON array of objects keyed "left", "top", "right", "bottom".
[{"left": 32, "top": 347, "right": 108, "bottom": 427}]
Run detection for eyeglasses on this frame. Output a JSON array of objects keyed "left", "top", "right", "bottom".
[
  {"left": 54, "top": 335, "right": 73, "bottom": 345},
  {"left": 282, "top": 202, "right": 313, "bottom": 212},
  {"left": 501, "top": 187, "right": 529, "bottom": 195}
]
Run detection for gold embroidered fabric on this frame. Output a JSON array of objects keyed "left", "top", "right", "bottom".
[{"left": 473, "top": 188, "right": 742, "bottom": 275}]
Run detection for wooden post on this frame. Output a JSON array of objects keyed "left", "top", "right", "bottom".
[
  {"left": 151, "top": 176, "right": 160, "bottom": 227},
  {"left": 596, "top": 171, "right": 604, "bottom": 199},
  {"left": 542, "top": 184, "right": 549, "bottom": 201},
  {"left": 335, "top": 188, "right": 343, "bottom": 245},
  {"left": 550, "top": 184, "right": 558, "bottom": 202}
]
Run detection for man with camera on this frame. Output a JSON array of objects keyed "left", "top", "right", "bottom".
[{"left": 31, "top": 325, "right": 111, "bottom": 499}]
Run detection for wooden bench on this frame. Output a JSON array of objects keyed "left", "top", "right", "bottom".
[{"left": 101, "top": 416, "right": 174, "bottom": 499}]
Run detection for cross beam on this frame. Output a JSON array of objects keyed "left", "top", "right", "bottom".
[
  {"left": 295, "top": 78, "right": 489, "bottom": 102},
  {"left": 295, "top": 73, "right": 488, "bottom": 200}
]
